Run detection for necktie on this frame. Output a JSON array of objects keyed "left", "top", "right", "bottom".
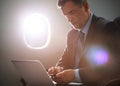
[
  {"left": 74, "top": 31, "right": 85, "bottom": 68},
  {"left": 79, "top": 31, "right": 85, "bottom": 48}
]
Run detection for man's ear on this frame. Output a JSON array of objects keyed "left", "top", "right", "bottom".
[{"left": 83, "top": 2, "right": 89, "bottom": 11}]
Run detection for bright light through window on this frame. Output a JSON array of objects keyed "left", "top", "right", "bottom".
[{"left": 22, "top": 13, "right": 51, "bottom": 49}]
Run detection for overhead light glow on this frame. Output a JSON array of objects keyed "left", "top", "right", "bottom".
[{"left": 22, "top": 13, "right": 51, "bottom": 49}]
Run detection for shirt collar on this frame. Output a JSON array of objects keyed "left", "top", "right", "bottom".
[{"left": 81, "top": 13, "right": 93, "bottom": 41}]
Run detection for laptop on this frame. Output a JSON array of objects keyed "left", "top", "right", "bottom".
[
  {"left": 12, "top": 60, "right": 56, "bottom": 86},
  {"left": 12, "top": 60, "right": 83, "bottom": 86}
]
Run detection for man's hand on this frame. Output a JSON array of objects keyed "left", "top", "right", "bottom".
[
  {"left": 48, "top": 67, "right": 76, "bottom": 83},
  {"left": 48, "top": 66, "right": 63, "bottom": 75},
  {"left": 48, "top": 66, "right": 64, "bottom": 83},
  {"left": 56, "top": 69, "right": 76, "bottom": 83}
]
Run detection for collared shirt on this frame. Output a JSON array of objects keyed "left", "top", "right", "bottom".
[
  {"left": 74, "top": 13, "right": 93, "bottom": 82},
  {"left": 82, "top": 12, "right": 93, "bottom": 42}
]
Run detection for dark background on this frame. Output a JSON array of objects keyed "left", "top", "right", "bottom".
[{"left": 0, "top": 0, "right": 120, "bottom": 86}]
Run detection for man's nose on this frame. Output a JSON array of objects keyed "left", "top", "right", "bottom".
[{"left": 66, "top": 15, "right": 73, "bottom": 22}]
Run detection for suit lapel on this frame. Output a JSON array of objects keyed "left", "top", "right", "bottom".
[
  {"left": 79, "top": 15, "right": 99, "bottom": 67},
  {"left": 79, "top": 15, "right": 109, "bottom": 67}
]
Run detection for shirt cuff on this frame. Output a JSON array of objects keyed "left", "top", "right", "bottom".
[{"left": 74, "top": 69, "right": 81, "bottom": 82}]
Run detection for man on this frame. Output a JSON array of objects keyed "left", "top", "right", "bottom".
[{"left": 48, "top": 0, "right": 120, "bottom": 86}]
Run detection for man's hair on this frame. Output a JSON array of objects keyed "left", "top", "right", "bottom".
[{"left": 58, "top": 0, "right": 87, "bottom": 8}]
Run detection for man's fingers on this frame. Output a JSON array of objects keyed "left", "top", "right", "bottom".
[
  {"left": 48, "top": 66, "right": 63, "bottom": 75},
  {"left": 48, "top": 67, "right": 54, "bottom": 74},
  {"left": 57, "top": 66, "right": 63, "bottom": 72},
  {"left": 56, "top": 69, "right": 75, "bottom": 83},
  {"left": 56, "top": 71, "right": 64, "bottom": 78}
]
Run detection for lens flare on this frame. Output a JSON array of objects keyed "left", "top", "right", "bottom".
[{"left": 86, "top": 46, "right": 109, "bottom": 66}]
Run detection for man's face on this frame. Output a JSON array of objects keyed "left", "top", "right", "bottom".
[{"left": 61, "top": 1, "right": 89, "bottom": 29}]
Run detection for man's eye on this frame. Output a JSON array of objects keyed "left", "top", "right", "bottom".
[{"left": 70, "top": 11, "right": 76, "bottom": 14}]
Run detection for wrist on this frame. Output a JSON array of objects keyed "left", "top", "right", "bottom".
[{"left": 74, "top": 69, "right": 81, "bottom": 82}]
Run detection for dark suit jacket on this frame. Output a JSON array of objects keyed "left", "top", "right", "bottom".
[{"left": 56, "top": 15, "right": 120, "bottom": 86}]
